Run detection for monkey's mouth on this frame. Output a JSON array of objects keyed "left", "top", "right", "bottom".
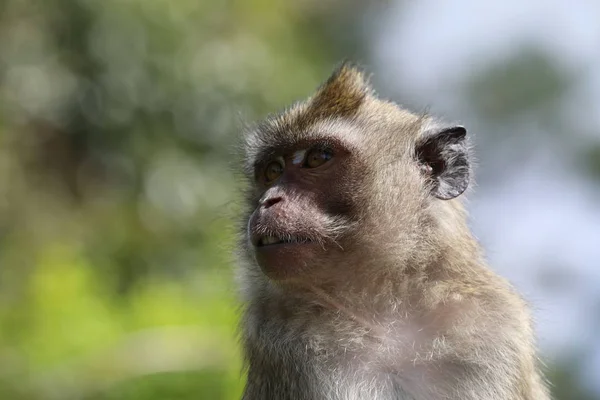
[
  {"left": 256, "top": 235, "right": 313, "bottom": 247},
  {"left": 250, "top": 229, "right": 321, "bottom": 279}
]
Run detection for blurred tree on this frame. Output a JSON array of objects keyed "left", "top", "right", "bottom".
[
  {"left": 461, "top": 46, "right": 600, "bottom": 189},
  {"left": 466, "top": 46, "right": 574, "bottom": 123},
  {"left": 456, "top": 46, "right": 600, "bottom": 400},
  {"left": 548, "top": 362, "right": 598, "bottom": 400},
  {"left": 0, "top": 0, "right": 383, "bottom": 399}
]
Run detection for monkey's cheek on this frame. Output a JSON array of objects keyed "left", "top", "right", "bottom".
[{"left": 253, "top": 243, "right": 319, "bottom": 281}]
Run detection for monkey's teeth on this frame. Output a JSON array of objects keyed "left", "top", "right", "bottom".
[
  {"left": 261, "top": 236, "right": 281, "bottom": 246},
  {"left": 258, "top": 235, "right": 312, "bottom": 246}
]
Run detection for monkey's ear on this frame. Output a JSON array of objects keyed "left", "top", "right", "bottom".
[{"left": 416, "top": 126, "right": 470, "bottom": 200}]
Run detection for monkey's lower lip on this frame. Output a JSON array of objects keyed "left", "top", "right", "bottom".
[{"left": 253, "top": 237, "right": 319, "bottom": 280}]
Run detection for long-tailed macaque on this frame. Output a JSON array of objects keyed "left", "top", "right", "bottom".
[{"left": 236, "top": 63, "right": 550, "bottom": 400}]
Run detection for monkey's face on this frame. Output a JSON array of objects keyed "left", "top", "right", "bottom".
[
  {"left": 241, "top": 64, "right": 470, "bottom": 284},
  {"left": 246, "top": 137, "right": 363, "bottom": 281}
]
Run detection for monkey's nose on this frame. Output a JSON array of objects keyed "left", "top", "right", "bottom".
[{"left": 262, "top": 197, "right": 282, "bottom": 209}]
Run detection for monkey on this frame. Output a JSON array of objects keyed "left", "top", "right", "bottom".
[{"left": 236, "top": 63, "right": 550, "bottom": 400}]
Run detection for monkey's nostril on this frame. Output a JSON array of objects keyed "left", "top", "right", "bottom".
[{"left": 262, "top": 197, "right": 282, "bottom": 209}]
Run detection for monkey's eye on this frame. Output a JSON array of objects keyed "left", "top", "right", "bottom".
[
  {"left": 264, "top": 159, "right": 284, "bottom": 183},
  {"left": 304, "top": 148, "right": 333, "bottom": 168}
]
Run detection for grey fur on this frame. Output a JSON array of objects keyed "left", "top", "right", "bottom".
[{"left": 236, "top": 64, "right": 551, "bottom": 400}]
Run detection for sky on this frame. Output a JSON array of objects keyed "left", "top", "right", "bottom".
[{"left": 370, "top": 0, "right": 600, "bottom": 394}]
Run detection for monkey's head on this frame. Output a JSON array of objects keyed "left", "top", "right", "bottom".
[{"left": 240, "top": 63, "right": 470, "bottom": 286}]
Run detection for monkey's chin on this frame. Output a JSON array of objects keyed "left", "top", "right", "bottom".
[{"left": 253, "top": 242, "right": 320, "bottom": 281}]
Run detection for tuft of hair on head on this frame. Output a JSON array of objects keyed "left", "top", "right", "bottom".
[{"left": 302, "top": 61, "right": 373, "bottom": 124}]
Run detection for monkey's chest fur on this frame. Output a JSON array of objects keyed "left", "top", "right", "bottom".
[{"left": 242, "top": 293, "right": 510, "bottom": 400}]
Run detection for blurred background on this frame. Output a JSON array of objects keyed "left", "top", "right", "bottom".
[{"left": 0, "top": 0, "right": 599, "bottom": 399}]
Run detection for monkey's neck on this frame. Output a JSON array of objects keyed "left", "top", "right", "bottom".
[
  {"left": 291, "top": 238, "right": 483, "bottom": 313},
  {"left": 242, "top": 300, "right": 406, "bottom": 400},
  {"left": 245, "top": 231, "right": 486, "bottom": 339}
]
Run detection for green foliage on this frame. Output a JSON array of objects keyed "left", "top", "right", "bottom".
[
  {"left": 546, "top": 361, "right": 598, "bottom": 400},
  {"left": 0, "top": 0, "right": 372, "bottom": 398},
  {"left": 581, "top": 144, "right": 600, "bottom": 181},
  {"left": 466, "top": 47, "right": 574, "bottom": 123},
  {"left": 89, "top": 371, "right": 241, "bottom": 400}
]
